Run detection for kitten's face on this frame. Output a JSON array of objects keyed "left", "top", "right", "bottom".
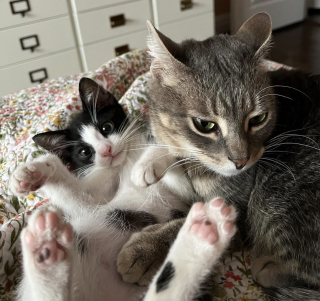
[
  {"left": 33, "top": 78, "right": 129, "bottom": 177},
  {"left": 147, "top": 13, "right": 276, "bottom": 176}
]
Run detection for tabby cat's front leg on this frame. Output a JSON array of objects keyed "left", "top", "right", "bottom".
[
  {"left": 17, "top": 206, "right": 73, "bottom": 301},
  {"left": 143, "top": 198, "right": 237, "bottom": 301},
  {"left": 117, "top": 218, "right": 185, "bottom": 285}
]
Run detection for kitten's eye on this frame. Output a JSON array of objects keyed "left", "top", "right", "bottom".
[
  {"left": 101, "top": 122, "right": 114, "bottom": 134},
  {"left": 193, "top": 118, "right": 217, "bottom": 133},
  {"left": 249, "top": 113, "right": 267, "bottom": 126},
  {"left": 79, "top": 147, "right": 92, "bottom": 158}
]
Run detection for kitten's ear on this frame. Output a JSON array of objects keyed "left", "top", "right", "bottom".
[
  {"left": 235, "top": 12, "right": 272, "bottom": 56},
  {"left": 79, "top": 77, "right": 117, "bottom": 112},
  {"left": 146, "top": 20, "right": 187, "bottom": 86},
  {"left": 33, "top": 130, "right": 70, "bottom": 158}
]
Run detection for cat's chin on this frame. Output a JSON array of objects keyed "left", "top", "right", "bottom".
[
  {"left": 215, "top": 169, "right": 244, "bottom": 177},
  {"left": 110, "top": 151, "right": 126, "bottom": 167}
]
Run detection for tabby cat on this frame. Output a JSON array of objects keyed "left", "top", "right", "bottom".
[{"left": 117, "top": 13, "right": 320, "bottom": 300}]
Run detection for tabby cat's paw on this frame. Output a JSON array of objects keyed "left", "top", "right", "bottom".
[
  {"left": 9, "top": 155, "right": 57, "bottom": 196},
  {"left": 131, "top": 158, "right": 168, "bottom": 187},
  {"left": 21, "top": 206, "right": 73, "bottom": 268},
  {"left": 117, "top": 223, "right": 168, "bottom": 286}
]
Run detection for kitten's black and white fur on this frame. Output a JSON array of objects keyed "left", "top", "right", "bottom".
[
  {"left": 10, "top": 78, "right": 237, "bottom": 301},
  {"left": 117, "top": 14, "right": 320, "bottom": 300}
]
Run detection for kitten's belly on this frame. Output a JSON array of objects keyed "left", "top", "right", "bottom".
[{"left": 71, "top": 232, "right": 145, "bottom": 301}]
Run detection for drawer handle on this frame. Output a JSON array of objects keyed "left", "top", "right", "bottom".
[
  {"left": 10, "top": 0, "right": 31, "bottom": 17},
  {"left": 115, "top": 44, "right": 130, "bottom": 56},
  {"left": 110, "top": 14, "right": 126, "bottom": 28},
  {"left": 180, "top": 0, "right": 193, "bottom": 11},
  {"left": 29, "top": 68, "right": 48, "bottom": 84},
  {"left": 20, "top": 35, "right": 40, "bottom": 52}
]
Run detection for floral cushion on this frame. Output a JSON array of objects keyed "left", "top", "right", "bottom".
[{"left": 0, "top": 49, "right": 284, "bottom": 300}]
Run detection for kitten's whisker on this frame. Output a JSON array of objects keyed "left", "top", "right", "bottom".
[
  {"left": 135, "top": 143, "right": 203, "bottom": 155},
  {"left": 118, "top": 117, "right": 144, "bottom": 144},
  {"left": 162, "top": 157, "right": 195, "bottom": 175},
  {"left": 76, "top": 163, "right": 95, "bottom": 178}
]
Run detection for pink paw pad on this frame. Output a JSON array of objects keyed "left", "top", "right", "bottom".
[
  {"left": 190, "top": 220, "right": 218, "bottom": 244},
  {"left": 24, "top": 210, "right": 73, "bottom": 266},
  {"left": 188, "top": 198, "right": 237, "bottom": 245}
]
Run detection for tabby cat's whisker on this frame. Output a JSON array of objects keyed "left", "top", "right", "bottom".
[
  {"left": 256, "top": 85, "right": 314, "bottom": 105},
  {"left": 266, "top": 142, "right": 320, "bottom": 152},
  {"left": 257, "top": 93, "right": 292, "bottom": 101},
  {"left": 260, "top": 157, "right": 296, "bottom": 181}
]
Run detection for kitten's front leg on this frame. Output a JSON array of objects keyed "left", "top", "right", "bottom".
[
  {"left": 9, "top": 154, "right": 58, "bottom": 197},
  {"left": 131, "top": 146, "right": 175, "bottom": 187},
  {"left": 143, "top": 198, "right": 237, "bottom": 301},
  {"left": 17, "top": 206, "right": 73, "bottom": 301},
  {"left": 9, "top": 154, "right": 88, "bottom": 214}
]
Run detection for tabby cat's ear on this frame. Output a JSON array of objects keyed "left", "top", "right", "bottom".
[
  {"left": 146, "top": 20, "right": 187, "bottom": 86},
  {"left": 33, "top": 130, "right": 70, "bottom": 158},
  {"left": 235, "top": 12, "right": 272, "bottom": 57},
  {"left": 79, "top": 77, "right": 117, "bottom": 113},
  {"left": 310, "top": 74, "right": 320, "bottom": 84}
]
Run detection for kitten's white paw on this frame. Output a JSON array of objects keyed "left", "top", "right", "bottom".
[
  {"left": 9, "top": 155, "right": 57, "bottom": 196},
  {"left": 173, "top": 198, "right": 237, "bottom": 261},
  {"left": 131, "top": 158, "right": 168, "bottom": 187},
  {"left": 21, "top": 206, "right": 73, "bottom": 267}
]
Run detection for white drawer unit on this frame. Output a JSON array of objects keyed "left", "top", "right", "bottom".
[
  {"left": 0, "top": 50, "right": 81, "bottom": 95},
  {"left": 73, "top": 0, "right": 137, "bottom": 12},
  {"left": 83, "top": 31, "right": 147, "bottom": 70},
  {"left": 152, "top": 0, "right": 214, "bottom": 25},
  {"left": 0, "top": 0, "right": 215, "bottom": 95},
  {"left": 152, "top": 0, "right": 214, "bottom": 43},
  {"left": 0, "top": 0, "right": 68, "bottom": 29},
  {"left": 0, "top": 16, "right": 76, "bottom": 67},
  {"left": 159, "top": 12, "right": 214, "bottom": 43},
  {"left": 77, "top": 0, "right": 151, "bottom": 44}
]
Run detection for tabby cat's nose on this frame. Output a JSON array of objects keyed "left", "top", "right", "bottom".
[{"left": 228, "top": 157, "right": 249, "bottom": 170}]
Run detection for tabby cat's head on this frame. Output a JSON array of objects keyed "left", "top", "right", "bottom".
[{"left": 147, "top": 13, "right": 276, "bottom": 176}]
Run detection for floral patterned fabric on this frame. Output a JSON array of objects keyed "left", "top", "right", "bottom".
[{"left": 0, "top": 49, "right": 285, "bottom": 300}]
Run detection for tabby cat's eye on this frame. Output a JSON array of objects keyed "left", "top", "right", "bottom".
[
  {"left": 249, "top": 113, "right": 267, "bottom": 126},
  {"left": 79, "top": 147, "right": 92, "bottom": 158},
  {"left": 193, "top": 118, "right": 217, "bottom": 133},
  {"left": 101, "top": 121, "right": 114, "bottom": 134}
]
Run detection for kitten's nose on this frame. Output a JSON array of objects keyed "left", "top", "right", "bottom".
[
  {"left": 98, "top": 144, "right": 112, "bottom": 157},
  {"left": 228, "top": 157, "right": 249, "bottom": 170}
]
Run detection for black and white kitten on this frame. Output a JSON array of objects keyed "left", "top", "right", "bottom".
[
  {"left": 117, "top": 13, "right": 320, "bottom": 301},
  {"left": 9, "top": 78, "right": 237, "bottom": 301}
]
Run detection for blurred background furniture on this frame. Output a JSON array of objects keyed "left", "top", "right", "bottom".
[{"left": 0, "top": 0, "right": 214, "bottom": 95}]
